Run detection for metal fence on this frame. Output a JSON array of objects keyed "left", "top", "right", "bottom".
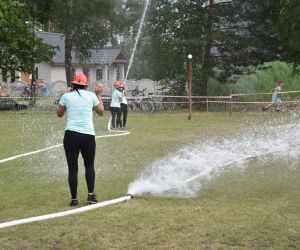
[{"left": 1, "top": 80, "right": 300, "bottom": 113}]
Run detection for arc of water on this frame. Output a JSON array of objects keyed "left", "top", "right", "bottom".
[
  {"left": 159, "top": 150, "right": 281, "bottom": 194},
  {"left": 124, "top": 0, "right": 150, "bottom": 84}
]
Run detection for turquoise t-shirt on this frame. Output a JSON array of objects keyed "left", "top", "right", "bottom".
[
  {"left": 59, "top": 90, "right": 99, "bottom": 135},
  {"left": 110, "top": 89, "right": 123, "bottom": 108}
]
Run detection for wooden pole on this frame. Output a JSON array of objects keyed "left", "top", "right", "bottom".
[
  {"left": 206, "top": 97, "right": 209, "bottom": 112},
  {"left": 188, "top": 59, "right": 192, "bottom": 120}
]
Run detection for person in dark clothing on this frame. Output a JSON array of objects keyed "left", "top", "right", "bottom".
[{"left": 119, "top": 82, "right": 128, "bottom": 129}]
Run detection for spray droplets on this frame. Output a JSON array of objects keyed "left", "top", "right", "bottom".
[{"left": 128, "top": 114, "right": 300, "bottom": 198}]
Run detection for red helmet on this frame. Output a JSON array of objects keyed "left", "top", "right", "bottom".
[
  {"left": 71, "top": 73, "right": 88, "bottom": 86},
  {"left": 115, "top": 81, "right": 124, "bottom": 89},
  {"left": 119, "top": 83, "right": 125, "bottom": 89},
  {"left": 277, "top": 82, "right": 285, "bottom": 87}
]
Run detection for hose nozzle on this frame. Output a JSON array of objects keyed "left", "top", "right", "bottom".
[{"left": 127, "top": 193, "right": 134, "bottom": 199}]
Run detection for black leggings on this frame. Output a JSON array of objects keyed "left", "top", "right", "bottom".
[
  {"left": 121, "top": 103, "right": 128, "bottom": 127},
  {"left": 63, "top": 130, "right": 96, "bottom": 199},
  {"left": 110, "top": 107, "right": 121, "bottom": 128}
]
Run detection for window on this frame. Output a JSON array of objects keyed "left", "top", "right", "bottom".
[
  {"left": 96, "top": 69, "right": 103, "bottom": 80},
  {"left": 10, "top": 71, "right": 15, "bottom": 82}
]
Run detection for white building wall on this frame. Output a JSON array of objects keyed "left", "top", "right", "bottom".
[
  {"left": 119, "top": 64, "right": 125, "bottom": 80},
  {"left": 36, "top": 62, "right": 52, "bottom": 83},
  {"left": 103, "top": 65, "right": 108, "bottom": 82},
  {"left": 109, "top": 66, "right": 116, "bottom": 83},
  {"left": 35, "top": 62, "right": 127, "bottom": 94},
  {"left": 89, "top": 68, "right": 96, "bottom": 83},
  {"left": 51, "top": 66, "right": 67, "bottom": 82}
]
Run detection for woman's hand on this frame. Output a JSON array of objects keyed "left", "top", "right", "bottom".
[{"left": 95, "top": 82, "right": 103, "bottom": 96}]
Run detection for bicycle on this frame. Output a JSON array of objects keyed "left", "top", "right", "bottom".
[
  {"left": 156, "top": 87, "right": 175, "bottom": 111},
  {"left": 127, "top": 86, "right": 155, "bottom": 113},
  {"left": 149, "top": 86, "right": 175, "bottom": 111}
]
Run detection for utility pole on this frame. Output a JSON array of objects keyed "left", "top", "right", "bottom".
[{"left": 188, "top": 54, "right": 193, "bottom": 120}]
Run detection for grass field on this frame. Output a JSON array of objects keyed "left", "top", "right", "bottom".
[{"left": 0, "top": 110, "right": 300, "bottom": 249}]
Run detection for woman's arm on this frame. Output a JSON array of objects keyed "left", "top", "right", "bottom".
[
  {"left": 56, "top": 105, "right": 66, "bottom": 117},
  {"left": 56, "top": 88, "right": 71, "bottom": 117},
  {"left": 94, "top": 82, "right": 104, "bottom": 116}
]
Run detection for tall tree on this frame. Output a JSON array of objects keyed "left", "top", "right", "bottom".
[
  {"left": 212, "top": 0, "right": 282, "bottom": 84},
  {"left": 142, "top": 0, "right": 207, "bottom": 95},
  {"left": 48, "top": 0, "right": 112, "bottom": 84},
  {"left": 0, "top": 0, "right": 53, "bottom": 78},
  {"left": 143, "top": 0, "right": 285, "bottom": 95},
  {"left": 108, "top": 0, "right": 144, "bottom": 46},
  {"left": 201, "top": 0, "right": 214, "bottom": 96},
  {"left": 272, "top": 0, "right": 300, "bottom": 66}
]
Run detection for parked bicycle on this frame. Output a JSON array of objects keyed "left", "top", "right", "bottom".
[
  {"left": 127, "top": 86, "right": 155, "bottom": 113},
  {"left": 150, "top": 86, "right": 176, "bottom": 111}
]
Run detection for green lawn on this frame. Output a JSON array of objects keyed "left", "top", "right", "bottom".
[{"left": 0, "top": 110, "right": 299, "bottom": 249}]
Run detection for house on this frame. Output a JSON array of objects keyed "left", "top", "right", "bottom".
[{"left": 28, "top": 31, "right": 128, "bottom": 94}]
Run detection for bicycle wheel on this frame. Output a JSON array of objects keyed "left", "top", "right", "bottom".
[
  {"left": 162, "top": 97, "right": 175, "bottom": 111},
  {"left": 141, "top": 98, "right": 155, "bottom": 113},
  {"left": 127, "top": 100, "right": 137, "bottom": 112}
]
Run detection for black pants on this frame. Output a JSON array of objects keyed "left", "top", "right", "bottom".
[
  {"left": 63, "top": 130, "right": 96, "bottom": 199},
  {"left": 110, "top": 107, "right": 121, "bottom": 128},
  {"left": 121, "top": 103, "right": 128, "bottom": 127}
]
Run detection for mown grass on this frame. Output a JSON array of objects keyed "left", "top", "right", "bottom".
[{"left": 0, "top": 110, "right": 299, "bottom": 249}]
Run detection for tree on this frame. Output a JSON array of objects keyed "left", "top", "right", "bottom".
[
  {"left": 0, "top": 0, "right": 53, "bottom": 78},
  {"left": 201, "top": 0, "right": 214, "bottom": 96},
  {"left": 136, "top": 0, "right": 285, "bottom": 96},
  {"left": 48, "top": 0, "right": 113, "bottom": 85},
  {"left": 212, "top": 0, "right": 282, "bottom": 83},
  {"left": 140, "top": 0, "right": 207, "bottom": 95},
  {"left": 272, "top": 0, "right": 300, "bottom": 66}
]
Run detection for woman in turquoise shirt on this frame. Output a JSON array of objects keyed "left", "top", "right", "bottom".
[
  {"left": 110, "top": 81, "right": 123, "bottom": 129},
  {"left": 56, "top": 73, "right": 104, "bottom": 206}
]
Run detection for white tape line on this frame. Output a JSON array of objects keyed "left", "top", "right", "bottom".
[
  {"left": 0, "top": 195, "right": 132, "bottom": 229},
  {"left": 0, "top": 130, "right": 130, "bottom": 164}
]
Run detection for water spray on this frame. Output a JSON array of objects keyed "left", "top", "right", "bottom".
[
  {"left": 157, "top": 150, "right": 281, "bottom": 194},
  {"left": 124, "top": 0, "right": 150, "bottom": 84},
  {"left": 128, "top": 116, "right": 300, "bottom": 198}
]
